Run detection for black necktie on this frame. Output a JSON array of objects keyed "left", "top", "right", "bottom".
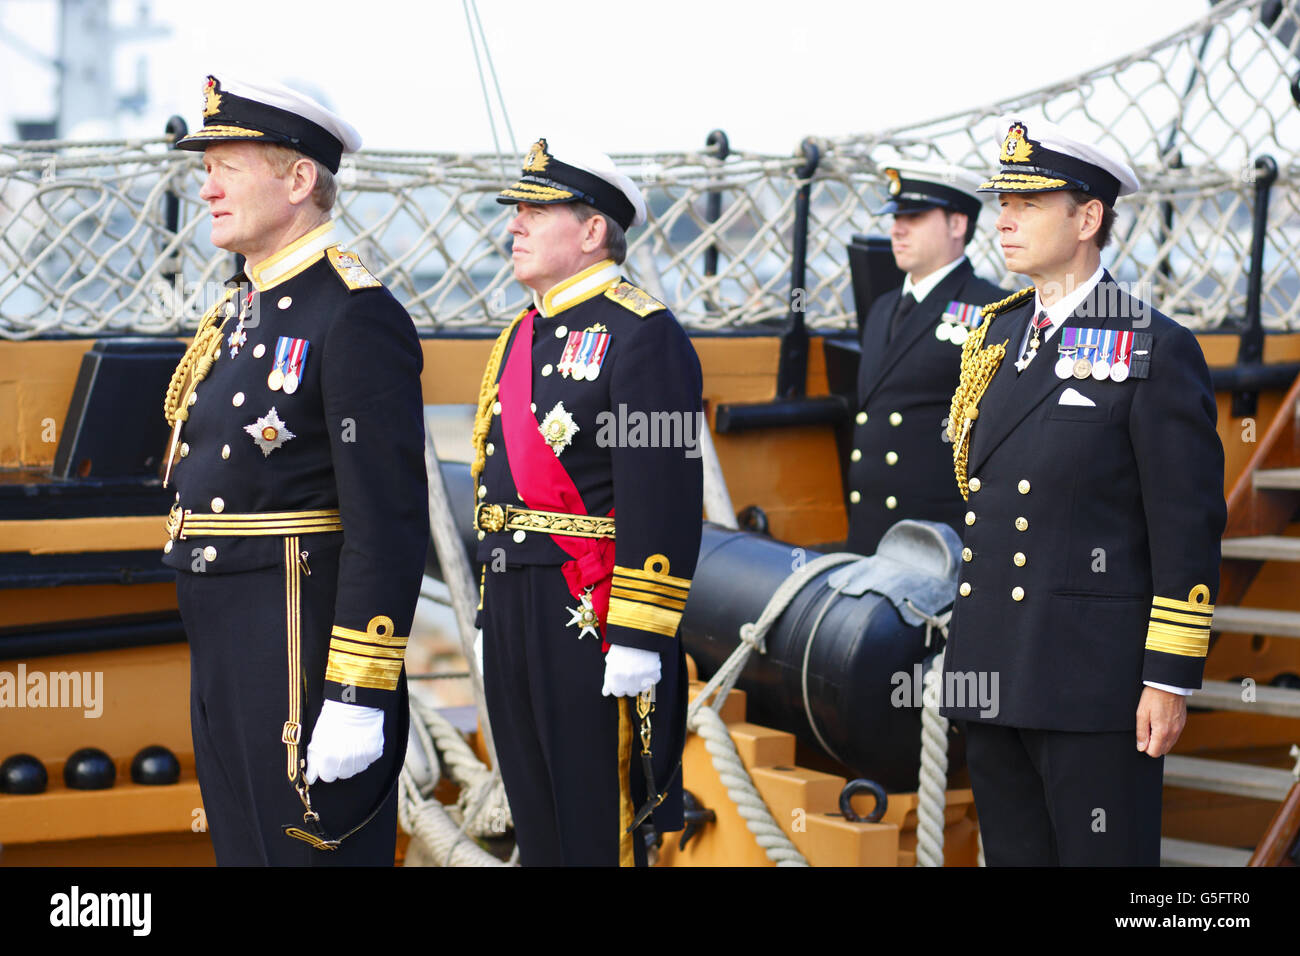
[{"left": 888, "top": 292, "right": 918, "bottom": 344}]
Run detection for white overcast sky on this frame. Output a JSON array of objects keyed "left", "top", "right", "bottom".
[{"left": 1, "top": 0, "right": 1209, "bottom": 154}]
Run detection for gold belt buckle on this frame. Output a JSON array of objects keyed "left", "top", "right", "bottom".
[
  {"left": 166, "top": 504, "right": 190, "bottom": 541},
  {"left": 476, "top": 502, "right": 506, "bottom": 534}
]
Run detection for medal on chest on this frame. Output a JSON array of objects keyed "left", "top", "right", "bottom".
[
  {"left": 226, "top": 290, "right": 255, "bottom": 359},
  {"left": 936, "top": 301, "right": 984, "bottom": 346},
  {"left": 268, "top": 336, "right": 310, "bottom": 394},
  {"left": 557, "top": 324, "right": 610, "bottom": 381}
]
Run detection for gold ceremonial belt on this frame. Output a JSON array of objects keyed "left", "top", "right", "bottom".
[
  {"left": 475, "top": 503, "right": 616, "bottom": 540},
  {"left": 166, "top": 504, "right": 343, "bottom": 541}
]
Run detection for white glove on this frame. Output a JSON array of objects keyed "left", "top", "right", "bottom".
[
  {"left": 473, "top": 629, "right": 484, "bottom": 679},
  {"left": 305, "top": 699, "right": 385, "bottom": 784},
  {"left": 601, "top": 643, "right": 661, "bottom": 697}
]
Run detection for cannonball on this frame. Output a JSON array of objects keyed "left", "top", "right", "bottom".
[
  {"left": 63, "top": 747, "right": 116, "bottom": 790},
  {"left": 130, "top": 745, "right": 180, "bottom": 785},
  {"left": 0, "top": 753, "right": 48, "bottom": 794}
]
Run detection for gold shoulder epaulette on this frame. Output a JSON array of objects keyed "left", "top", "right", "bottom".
[
  {"left": 605, "top": 281, "right": 665, "bottom": 317},
  {"left": 979, "top": 286, "right": 1034, "bottom": 319},
  {"left": 327, "top": 246, "right": 382, "bottom": 291}
]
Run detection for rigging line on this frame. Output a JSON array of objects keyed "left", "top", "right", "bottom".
[
  {"left": 468, "top": 0, "right": 517, "bottom": 159},
  {"left": 463, "top": 0, "right": 507, "bottom": 178}
]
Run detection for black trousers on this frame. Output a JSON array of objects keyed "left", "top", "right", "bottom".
[
  {"left": 482, "top": 564, "right": 647, "bottom": 867},
  {"left": 176, "top": 540, "right": 403, "bottom": 866},
  {"left": 962, "top": 721, "right": 1164, "bottom": 866}
]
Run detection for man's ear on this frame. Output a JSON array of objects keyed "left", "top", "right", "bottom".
[
  {"left": 580, "top": 214, "right": 607, "bottom": 255},
  {"left": 287, "top": 158, "right": 318, "bottom": 206},
  {"left": 947, "top": 211, "right": 969, "bottom": 242},
  {"left": 1076, "top": 198, "right": 1103, "bottom": 244}
]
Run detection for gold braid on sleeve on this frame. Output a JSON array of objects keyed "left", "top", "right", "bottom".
[
  {"left": 948, "top": 302, "right": 1016, "bottom": 500},
  {"left": 162, "top": 288, "right": 237, "bottom": 427},
  {"left": 470, "top": 310, "right": 528, "bottom": 491}
]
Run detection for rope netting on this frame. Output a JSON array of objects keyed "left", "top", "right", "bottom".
[{"left": 2, "top": 0, "right": 1297, "bottom": 339}]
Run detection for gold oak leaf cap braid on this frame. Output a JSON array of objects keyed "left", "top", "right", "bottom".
[
  {"left": 948, "top": 287, "right": 1029, "bottom": 499},
  {"left": 163, "top": 288, "right": 238, "bottom": 427},
  {"left": 470, "top": 309, "right": 528, "bottom": 488}
]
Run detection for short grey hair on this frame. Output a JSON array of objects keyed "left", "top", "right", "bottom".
[
  {"left": 262, "top": 143, "right": 338, "bottom": 212},
  {"left": 567, "top": 201, "right": 627, "bottom": 264}
]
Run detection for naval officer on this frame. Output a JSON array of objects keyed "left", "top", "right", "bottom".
[
  {"left": 474, "top": 138, "right": 703, "bottom": 865},
  {"left": 846, "top": 162, "right": 1004, "bottom": 554},
  {"left": 162, "top": 75, "right": 427, "bottom": 864},
  {"left": 942, "top": 119, "right": 1225, "bottom": 865}
]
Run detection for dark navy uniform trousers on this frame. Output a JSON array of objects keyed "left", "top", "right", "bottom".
[
  {"left": 482, "top": 564, "right": 649, "bottom": 867},
  {"left": 177, "top": 541, "right": 403, "bottom": 866}
]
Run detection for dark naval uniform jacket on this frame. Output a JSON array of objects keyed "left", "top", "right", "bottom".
[
  {"left": 473, "top": 258, "right": 704, "bottom": 838},
  {"left": 941, "top": 273, "right": 1225, "bottom": 731},
  {"left": 163, "top": 220, "right": 428, "bottom": 711},
  {"left": 846, "top": 258, "right": 1004, "bottom": 554}
]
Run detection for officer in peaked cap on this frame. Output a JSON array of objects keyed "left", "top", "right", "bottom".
[
  {"left": 162, "top": 75, "right": 428, "bottom": 864},
  {"left": 475, "top": 137, "right": 703, "bottom": 865},
  {"left": 941, "top": 118, "right": 1225, "bottom": 865},
  {"left": 846, "top": 161, "right": 1004, "bottom": 555}
]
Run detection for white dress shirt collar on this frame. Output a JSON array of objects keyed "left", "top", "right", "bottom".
[{"left": 902, "top": 255, "right": 967, "bottom": 305}]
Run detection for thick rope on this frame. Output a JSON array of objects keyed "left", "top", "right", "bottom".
[
  {"left": 399, "top": 694, "right": 512, "bottom": 867},
  {"left": 687, "top": 705, "right": 808, "bottom": 867}
]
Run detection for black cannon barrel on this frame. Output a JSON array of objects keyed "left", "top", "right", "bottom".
[{"left": 680, "top": 523, "right": 963, "bottom": 792}]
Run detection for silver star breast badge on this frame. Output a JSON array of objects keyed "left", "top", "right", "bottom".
[
  {"left": 244, "top": 406, "right": 296, "bottom": 457},
  {"left": 539, "top": 401, "right": 579, "bottom": 457}
]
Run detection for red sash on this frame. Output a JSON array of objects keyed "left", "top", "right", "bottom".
[{"left": 498, "top": 309, "right": 615, "bottom": 650}]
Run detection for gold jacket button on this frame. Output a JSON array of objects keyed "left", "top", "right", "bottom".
[
  {"left": 849, "top": 491, "right": 861, "bottom": 504},
  {"left": 542, "top": 364, "right": 553, "bottom": 376},
  {"left": 187, "top": 392, "right": 197, "bottom": 407},
  {"left": 959, "top": 582, "right": 972, "bottom": 597},
  {"left": 850, "top": 449, "right": 862, "bottom": 462},
  {"left": 478, "top": 485, "right": 487, "bottom": 499},
  {"left": 885, "top": 451, "right": 898, "bottom": 465},
  {"left": 211, "top": 497, "right": 225, "bottom": 513},
  {"left": 885, "top": 496, "right": 898, "bottom": 510},
  {"left": 889, "top": 412, "right": 902, "bottom": 426},
  {"left": 555, "top": 325, "right": 568, "bottom": 338},
  {"left": 232, "top": 392, "right": 245, "bottom": 407},
  {"left": 1013, "top": 551, "right": 1027, "bottom": 567},
  {"left": 530, "top": 402, "right": 537, "bottom": 413},
  {"left": 486, "top": 442, "right": 495, "bottom": 456},
  {"left": 180, "top": 442, "right": 190, "bottom": 458},
  {"left": 968, "top": 477, "right": 981, "bottom": 492},
  {"left": 221, "top": 444, "right": 231, "bottom": 460},
  {"left": 278, "top": 296, "right": 293, "bottom": 310},
  {"left": 1018, "top": 479, "right": 1031, "bottom": 494},
  {"left": 1015, "top": 516, "right": 1029, "bottom": 532},
  {"left": 163, "top": 540, "right": 174, "bottom": 554},
  {"left": 492, "top": 401, "right": 502, "bottom": 415},
  {"left": 512, "top": 530, "right": 526, "bottom": 543},
  {"left": 965, "top": 511, "right": 976, "bottom": 526},
  {"left": 1012, "top": 586, "right": 1025, "bottom": 602},
  {"left": 855, "top": 411, "right": 867, "bottom": 425},
  {"left": 477, "top": 530, "right": 486, "bottom": 541},
  {"left": 203, "top": 546, "right": 217, "bottom": 562},
  {"left": 962, "top": 547, "right": 973, "bottom": 562},
  {"left": 253, "top": 343, "right": 266, "bottom": 358}
]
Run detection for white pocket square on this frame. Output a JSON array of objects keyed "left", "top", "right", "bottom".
[{"left": 1058, "top": 387, "right": 1096, "bottom": 407}]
